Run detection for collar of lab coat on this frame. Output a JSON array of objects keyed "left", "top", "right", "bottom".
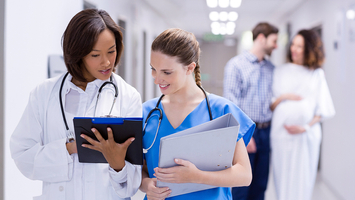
[{"left": 64, "top": 73, "right": 111, "bottom": 94}]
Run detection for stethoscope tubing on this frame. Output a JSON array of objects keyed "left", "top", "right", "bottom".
[
  {"left": 142, "top": 85, "right": 212, "bottom": 153},
  {"left": 60, "top": 72, "right": 118, "bottom": 140}
]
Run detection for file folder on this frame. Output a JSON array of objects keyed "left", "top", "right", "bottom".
[
  {"left": 73, "top": 117, "right": 143, "bottom": 165},
  {"left": 157, "top": 113, "right": 240, "bottom": 197}
]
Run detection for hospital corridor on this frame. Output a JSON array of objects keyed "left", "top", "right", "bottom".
[{"left": 0, "top": 0, "right": 354, "bottom": 199}]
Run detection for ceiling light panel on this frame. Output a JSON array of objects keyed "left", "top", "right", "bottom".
[
  {"left": 230, "top": 0, "right": 242, "bottom": 8},
  {"left": 206, "top": 0, "right": 218, "bottom": 8}
]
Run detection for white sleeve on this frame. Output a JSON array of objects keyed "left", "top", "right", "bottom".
[
  {"left": 315, "top": 70, "right": 336, "bottom": 121},
  {"left": 109, "top": 88, "right": 143, "bottom": 197},
  {"left": 10, "top": 89, "right": 73, "bottom": 182},
  {"left": 109, "top": 162, "right": 142, "bottom": 198}
]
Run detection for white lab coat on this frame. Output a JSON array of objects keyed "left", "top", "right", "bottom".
[{"left": 10, "top": 73, "right": 143, "bottom": 200}]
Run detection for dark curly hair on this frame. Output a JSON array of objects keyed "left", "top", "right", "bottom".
[{"left": 287, "top": 29, "right": 325, "bottom": 69}]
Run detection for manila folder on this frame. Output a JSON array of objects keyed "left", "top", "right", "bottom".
[{"left": 157, "top": 113, "right": 240, "bottom": 197}]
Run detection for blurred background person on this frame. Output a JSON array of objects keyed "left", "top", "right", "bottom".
[
  {"left": 223, "top": 22, "right": 278, "bottom": 200},
  {"left": 270, "top": 29, "right": 335, "bottom": 200}
]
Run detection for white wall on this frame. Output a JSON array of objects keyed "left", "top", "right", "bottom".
[
  {"left": 4, "top": 0, "right": 171, "bottom": 199},
  {"left": 270, "top": 0, "right": 355, "bottom": 199},
  {"left": 0, "top": 0, "right": 5, "bottom": 198},
  {"left": 4, "top": 0, "right": 86, "bottom": 199}
]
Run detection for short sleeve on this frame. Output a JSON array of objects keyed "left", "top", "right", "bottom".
[
  {"left": 223, "top": 103, "right": 255, "bottom": 146},
  {"left": 315, "top": 70, "right": 335, "bottom": 121}
]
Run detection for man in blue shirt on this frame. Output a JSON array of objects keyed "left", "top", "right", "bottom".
[{"left": 223, "top": 22, "right": 279, "bottom": 200}]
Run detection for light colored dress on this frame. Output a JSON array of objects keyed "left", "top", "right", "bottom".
[{"left": 270, "top": 63, "right": 335, "bottom": 200}]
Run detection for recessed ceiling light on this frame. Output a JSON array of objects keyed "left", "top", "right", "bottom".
[
  {"left": 346, "top": 9, "right": 355, "bottom": 20},
  {"left": 206, "top": 0, "right": 218, "bottom": 8},
  {"left": 211, "top": 22, "right": 220, "bottom": 29},
  {"left": 219, "top": 12, "right": 229, "bottom": 21},
  {"left": 209, "top": 11, "right": 219, "bottom": 21},
  {"left": 230, "top": 0, "right": 242, "bottom": 8},
  {"left": 228, "top": 12, "right": 238, "bottom": 21},
  {"left": 219, "top": 0, "right": 229, "bottom": 8}
]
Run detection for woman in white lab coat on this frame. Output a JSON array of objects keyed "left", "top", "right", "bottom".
[
  {"left": 270, "top": 29, "right": 335, "bottom": 200},
  {"left": 10, "top": 9, "right": 142, "bottom": 200}
]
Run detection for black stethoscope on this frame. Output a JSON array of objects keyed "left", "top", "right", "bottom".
[
  {"left": 142, "top": 84, "right": 213, "bottom": 153},
  {"left": 59, "top": 72, "right": 118, "bottom": 142}
]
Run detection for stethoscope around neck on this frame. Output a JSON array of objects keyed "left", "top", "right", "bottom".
[
  {"left": 142, "top": 84, "right": 213, "bottom": 153},
  {"left": 59, "top": 72, "right": 118, "bottom": 141}
]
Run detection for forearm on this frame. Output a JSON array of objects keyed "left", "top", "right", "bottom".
[
  {"left": 307, "top": 115, "right": 321, "bottom": 127},
  {"left": 195, "top": 164, "right": 252, "bottom": 187},
  {"left": 139, "top": 162, "right": 150, "bottom": 193},
  {"left": 270, "top": 95, "right": 285, "bottom": 111}
]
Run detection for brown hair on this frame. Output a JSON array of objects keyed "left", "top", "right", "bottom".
[
  {"left": 62, "top": 9, "right": 124, "bottom": 82},
  {"left": 151, "top": 28, "right": 202, "bottom": 86},
  {"left": 252, "top": 22, "right": 279, "bottom": 41},
  {"left": 287, "top": 29, "right": 325, "bottom": 69}
]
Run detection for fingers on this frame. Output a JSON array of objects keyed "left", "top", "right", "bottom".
[
  {"left": 147, "top": 178, "right": 171, "bottom": 200},
  {"left": 284, "top": 125, "right": 292, "bottom": 133},
  {"left": 284, "top": 125, "right": 301, "bottom": 134},
  {"left": 91, "top": 128, "right": 105, "bottom": 142},
  {"left": 66, "top": 141, "right": 78, "bottom": 155},
  {"left": 81, "top": 133, "right": 100, "bottom": 146},
  {"left": 154, "top": 167, "right": 177, "bottom": 183},
  {"left": 246, "top": 138, "right": 257, "bottom": 153},
  {"left": 82, "top": 143, "right": 101, "bottom": 152},
  {"left": 121, "top": 137, "right": 135, "bottom": 149},
  {"left": 284, "top": 94, "right": 303, "bottom": 101},
  {"left": 174, "top": 158, "right": 187, "bottom": 166},
  {"left": 107, "top": 127, "right": 114, "bottom": 141},
  {"left": 154, "top": 167, "right": 175, "bottom": 174},
  {"left": 147, "top": 188, "right": 170, "bottom": 200}
]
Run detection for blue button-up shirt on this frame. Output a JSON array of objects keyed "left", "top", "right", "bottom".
[{"left": 223, "top": 51, "right": 274, "bottom": 123}]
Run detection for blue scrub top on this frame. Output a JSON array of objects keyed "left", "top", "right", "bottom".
[{"left": 142, "top": 94, "right": 255, "bottom": 200}]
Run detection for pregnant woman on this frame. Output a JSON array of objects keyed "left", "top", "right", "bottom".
[{"left": 270, "top": 29, "right": 335, "bottom": 200}]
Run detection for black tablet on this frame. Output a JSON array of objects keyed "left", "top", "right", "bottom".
[{"left": 73, "top": 117, "right": 143, "bottom": 165}]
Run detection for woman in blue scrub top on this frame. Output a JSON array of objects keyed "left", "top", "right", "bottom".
[{"left": 139, "top": 28, "right": 255, "bottom": 200}]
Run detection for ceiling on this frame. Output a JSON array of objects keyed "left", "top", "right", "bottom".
[{"left": 143, "top": 0, "right": 308, "bottom": 38}]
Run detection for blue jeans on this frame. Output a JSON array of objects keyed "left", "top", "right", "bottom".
[{"left": 232, "top": 126, "right": 270, "bottom": 200}]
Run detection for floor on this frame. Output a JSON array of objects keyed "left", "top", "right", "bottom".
[
  {"left": 131, "top": 172, "right": 341, "bottom": 200},
  {"left": 265, "top": 171, "right": 340, "bottom": 200}
]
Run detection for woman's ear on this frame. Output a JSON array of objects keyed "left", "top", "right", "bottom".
[{"left": 186, "top": 62, "right": 196, "bottom": 75}]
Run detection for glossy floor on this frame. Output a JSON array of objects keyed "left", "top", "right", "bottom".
[{"left": 132, "top": 172, "right": 340, "bottom": 200}]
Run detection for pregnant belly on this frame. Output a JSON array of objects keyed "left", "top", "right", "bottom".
[{"left": 275, "top": 99, "right": 314, "bottom": 125}]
